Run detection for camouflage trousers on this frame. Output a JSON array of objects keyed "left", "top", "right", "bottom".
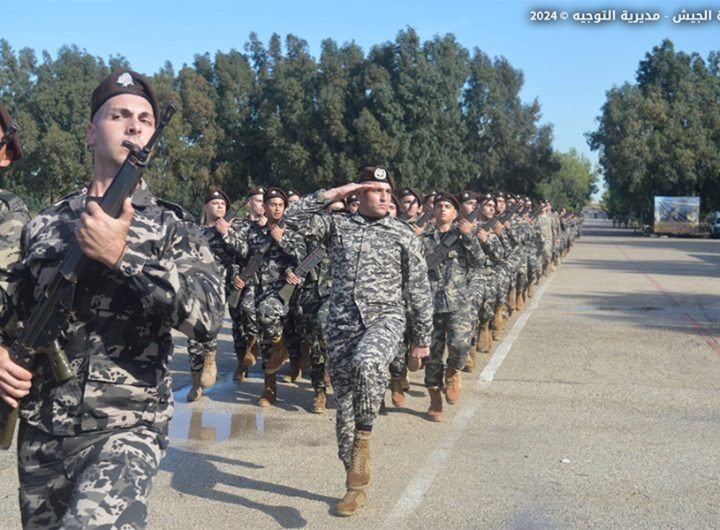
[
  {"left": 388, "top": 318, "right": 412, "bottom": 380},
  {"left": 18, "top": 421, "right": 166, "bottom": 530},
  {"left": 424, "top": 308, "right": 477, "bottom": 388},
  {"left": 480, "top": 269, "right": 499, "bottom": 323},
  {"left": 527, "top": 249, "right": 540, "bottom": 284},
  {"left": 256, "top": 292, "right": 289, "bottom": 369},
  {"left": 496, "top": 263, "right": 511, "bottom": 307},
  {"left": 286, "top": 283, "right": 329, "bottom": 392},
  {"left": 515, "top": 249, "right": 529, "bottom": 292},
  {"left": 326, "top": 312, "right": 405, "bottom": 469},
  {"left": 187, "top": 338, "right": 217, "bottom": 373},
  {"left": 229, "top": 285, "right": 257, "bottom": 358}
]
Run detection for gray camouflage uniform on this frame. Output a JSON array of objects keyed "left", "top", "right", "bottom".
[
  {"left": 285, "top": 191, "right": 433, "bottom": 469},
  {"left": 421, "top": 224, "right": 484, "bottom": 386},
  {"left": 1, "top": 183, "right": 225, "bottom": 529}
]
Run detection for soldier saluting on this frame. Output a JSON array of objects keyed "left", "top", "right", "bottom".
[
  {"left": 0, "top": 70, "right": 224, "bottom": 529},
  {"left": 285, "top": 166, "right": 433, "bottom": 517}
]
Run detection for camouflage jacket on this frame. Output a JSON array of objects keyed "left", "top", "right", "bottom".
[
  {"left": 1, "top": 184, "right": 225, "bottom": 436},
  {"left": 285, "top": 191, "right": 433, "bottom": 346},
  {"left": 0, "top": 189, "right": 30, "bottom": 314},
  {"left": 421, "top": 224, "right": 485, "bottom": 313},
  {"left": 235, "top": 221, "right": 305, "bottom": 298}
]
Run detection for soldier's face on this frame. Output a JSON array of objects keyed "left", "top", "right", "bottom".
[
  {"left": 265, "top": 197, "right": 285, "bottom": 221},
  {"left": 400, "top": 195, "right": 419, "bottom": 217},
  {"left": 247, "top": 195, "right": 265, "bottom": 216},
  {"left": 348, "top": 201, "right": 359, "bottom": 213},
  {"left": 87, "top": 94, "right": 156, "bottom": 170},
  {"left": 388, "top": 202, "right": 397, "bottom": 218},
  {"left": 204, "top": 199, "right": 226, "bottom": 222},
  {"left": 481, "top": 201, "right": 495, "bottom": 219},
  {"left": 434, "top": 201, "right": 457, "bottom": 225},
  {"left": 496, "top": 197, "right": 506, "bottom": 213},
  {"left": 288, "top": 194, "right": 300, "bottom": 204},
  {"left": 359, "top": 182, "right": 392, "bottom": 218},
  {"left": 460, "top": 200, "right": 477, "bottom": 216}
]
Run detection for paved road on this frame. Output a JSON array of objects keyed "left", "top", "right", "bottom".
[{"left": 1, "top": 219, "right": 718, "bottom": 529}]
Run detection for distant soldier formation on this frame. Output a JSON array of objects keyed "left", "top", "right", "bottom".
[{"left": 0, "top": 72, "right": 583, "bottom": 527}]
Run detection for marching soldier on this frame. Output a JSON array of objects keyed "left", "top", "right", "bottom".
[
  {"left": 0, "top": 70, "right": 224, "bottom": 529},
  {"left": 284, "top": 166, "right": 433, "bottom": 517}
]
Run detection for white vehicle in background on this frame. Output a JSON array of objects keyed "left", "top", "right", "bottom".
[{"left": 711, "top": 211, "right": 720, "bottom": 239}]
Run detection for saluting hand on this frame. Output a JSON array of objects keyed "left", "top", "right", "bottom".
[
  {"left": 76, "top": 198, "right": 134, "bottom": 268},
  {"left": 0, "top": 344, "right": 33, "bottom": 408},
  {"left": 322, "top": 182, "right": 376, "bottom": 204}
]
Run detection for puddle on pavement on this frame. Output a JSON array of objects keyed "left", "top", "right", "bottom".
[{"left": 169, "top": 409, "right": 269, "bottom": 442}]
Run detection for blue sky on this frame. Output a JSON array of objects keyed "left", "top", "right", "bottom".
[{"left": 4, "top": 1, "right": 717, "bottom": 196}]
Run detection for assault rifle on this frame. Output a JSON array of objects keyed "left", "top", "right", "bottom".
[
  {"left": 277, "top": 245, "right": 326, "bottom": 304},
  {"left": 0, "top": 123, "right": 18, "bottom": 150},
  {"left": 0, "top": 105, "right": 176, "bottom": 450},
  {"left": 424, "top": 201, "right": 521, "bottom": 270},
  {"left": 227, "top": 218, "right": 286, "bottom": 308}
]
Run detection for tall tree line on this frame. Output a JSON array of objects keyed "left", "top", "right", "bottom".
[
  {"left": 0, "top": 29, "right": 594, "bottom": 215},
  {"left": 590, "top": 39, "right": 720, "bottom": 222}
]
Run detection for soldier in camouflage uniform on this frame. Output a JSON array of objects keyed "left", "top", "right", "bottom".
[
  {"left": 0, "top": 70, "right": 225, "bottom": 530},
  {"left": 0, "top": 102, "right": 31, "bottom": 316},
  {"left": 226, "top": 186, "right": 266, "bottom": 382},
  {"left": 421, "top": 192, "right": 483, "bottom": 421},
  {"left": 285, "top": 167, "right": 433, "bottom": 517},
  {"left": 537, "top": 201, "right": 555, "bottom": 276},
  {"left": 231, "top": 187, "right": 305, "bottom": 407},
  {"left": 186, "top": 189, "right": 237, "bottom": 402}
]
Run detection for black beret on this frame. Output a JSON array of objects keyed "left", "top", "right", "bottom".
[
  {"left": 435, "top": 192, "right": 460, "bottom": 211},
  {"left": 398, "top": 187, "right": 422, "bottom": 206},
  {"left": 478, "top": 192, "right": 495, "bottom": 205},
  {"left": 204, "top": 189, "right": 230, "bottom": 207},
  {"left": 494, "top": 191, "right": 507, "bottom": 200},
  {"left": 0, "top": 102, "right": 23, "bottom": 161},
  {"left": 287, "top": 189, "right": 300, "bottom": 199},
  {"left": 346, "top": 193, "right": 359, "bottom": 205},
  {"left": 263, "top": 186, "right": 288, "bottom": 205},
  {"left": 457, "top": 190, "right": 479, "bottom": 204},
  {"left": 356, "top": 166, "right": 396, "bottom": 190},
  {"left": 90, "top": 70, "right": 159, "bottom": 122},
  {"left": 246, "top": 186, "right": 266, "bottom": 199}
]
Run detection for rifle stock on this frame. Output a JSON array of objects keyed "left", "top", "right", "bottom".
[{"left": 0, "top": 104, "right": 176, "bottom": 450}]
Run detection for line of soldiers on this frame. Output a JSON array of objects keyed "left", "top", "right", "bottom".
[{"left": 189, "top": 181, "right": 583, "bottom": 423}]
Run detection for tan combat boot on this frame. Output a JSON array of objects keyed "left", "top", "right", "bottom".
[
  {"left": 200, "top": 350, "right": 217, "bottom": 388},
  {"left": 234, "top": 337, "right": 257, "bottom": 382},
  {"left": 187, "top": 371, "right": 203, "bottom": 402},
  {"left": 445, "top": 367, "right": 461, "bottom": 405},
  {"left": 257, "top": 372, "right": 277, "bottom": 407},
  {"left": 516, "top": 289, "right": 525, "bottom": 311},
  {"left": 464, "top": 348, "right": 476, "bottom": 373},
  {"left": 389, "top": 377, "right": 405, "bottom": 407},
  {"left": 528, "top": 282, "right": 536, "bottom": 298},
  {"left": 477, "top": 322, "right": 492, "bottom": 353},
  {"left": 492, "top": 306, "right": 505, "bottom": 340},
  {"left": 335, "top": 431, "right": 371, "bottom": 516},
  {"left": 508, "top": 287, "right": 517, "bottom": 313},
  {"left": 312, "top": 390, "right": 327, "bottom": 414},
  {"left": 264, "top": 336, "right": 288, "bottom": 374},
  {"left": 427, "top": 387, "right": 444, "bottom": 422}
]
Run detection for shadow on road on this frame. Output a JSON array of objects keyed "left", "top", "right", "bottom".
[{"left": 161, "top": 446, "right": 337, "bottom": 528}]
